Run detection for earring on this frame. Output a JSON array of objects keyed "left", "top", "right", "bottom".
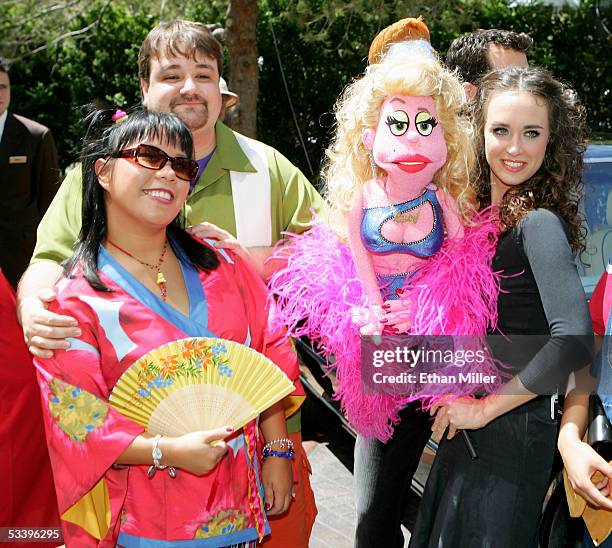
[{"left": 369, "top": 152, "right": 378, "bottom": 178}]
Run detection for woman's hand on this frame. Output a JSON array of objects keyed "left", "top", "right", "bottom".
[
  {"left": 166, "top": 427, "right": 232, "bottom": 476},
  {"left": 431, "top": 397, "right": 489, "bottom": 439},
  {"left": 261, "top": 456, "right": 293, "bottom": 516},
  {"left": 560, "top": 437, "right": 612, "bottom": 510}
]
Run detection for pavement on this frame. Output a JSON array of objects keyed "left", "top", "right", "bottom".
[{"left": 306, "top": 441, "right": 412, "bottom": 548}]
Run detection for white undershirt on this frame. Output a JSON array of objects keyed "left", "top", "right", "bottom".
[{"left": 0, "top": 110, "right": 8, "bottom": 143}]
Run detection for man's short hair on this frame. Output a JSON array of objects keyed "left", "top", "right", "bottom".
[
  {"left": 445, "top": 29, "right": 533, "bottom": 85},
  {"left": 0, "top": 58, "right": 11, "bottom": 75},
  {"left": 138, "top": 20, "right": 223, "bottom": 83}
]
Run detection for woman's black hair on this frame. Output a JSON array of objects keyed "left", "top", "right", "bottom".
[{"left": 64, "top": 106, "right": 218, "bottom": 291}]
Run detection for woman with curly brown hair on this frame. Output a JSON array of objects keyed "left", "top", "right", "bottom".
[{"left": 409, "top": 66, "right": 594, "bottom": 547}]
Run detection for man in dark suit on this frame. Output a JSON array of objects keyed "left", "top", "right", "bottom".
[{"left": 0, "top": 58, "right": 59, "bottom": 288}]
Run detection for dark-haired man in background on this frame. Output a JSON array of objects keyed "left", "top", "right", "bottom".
[{"left": 446, "top": 28, "right": 532, "bottom": 97}]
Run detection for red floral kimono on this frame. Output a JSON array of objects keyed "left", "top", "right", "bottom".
[{"left": 34, "top": 241, "right": 301, "bottom": 547}]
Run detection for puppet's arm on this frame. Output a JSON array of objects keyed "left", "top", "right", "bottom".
[
  {"left": 348, "top": 194, "right": 385, "bottom": 334},
  {"left": 436, "top": 187, "right": 464, "bottom": 238}
]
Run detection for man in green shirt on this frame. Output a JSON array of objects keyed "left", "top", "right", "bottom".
[{"left": 18, "top": 20, "right": 322, "bottom": 547}]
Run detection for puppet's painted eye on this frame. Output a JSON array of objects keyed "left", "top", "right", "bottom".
[
  {"left": 415, "top": 111, "right": 438, "bottom": 136},
  {"left": 385, "top": 110, "right": 409, "bottom": 136}
]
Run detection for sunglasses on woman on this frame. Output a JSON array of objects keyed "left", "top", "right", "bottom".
[{"left": 113, "top": 144, "right": 199, "bottom": 182}]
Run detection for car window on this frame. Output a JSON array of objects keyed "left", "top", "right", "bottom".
[{"left": 579, "top": 157, "right": 612, "bottom": 297}]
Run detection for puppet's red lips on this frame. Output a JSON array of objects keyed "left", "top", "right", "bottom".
[{"left": 393, "top": 154, "right": 431, "bottom": 173}]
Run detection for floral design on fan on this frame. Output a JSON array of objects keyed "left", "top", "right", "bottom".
[
  {"left": 194, "top": 508, "right": 250, "bottom": 538},
  {"left": 136, "top": 374, "right": 174, "bottom": 398},
  {"left": 211, "top": 342, "right": 227, "bottom": 356},
  {"left": 48, "top": 378, "right": 108, "bottom": 443},
  {"left": 131, "top": 339, "right": 234, "bottom": 402}
]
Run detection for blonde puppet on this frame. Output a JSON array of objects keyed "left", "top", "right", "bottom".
[
  {"left": 326, "top": 33, "right": 477, "bottom": 334},
  {"left": 269, "top": 20, "right": 500, "bottom": 441}
]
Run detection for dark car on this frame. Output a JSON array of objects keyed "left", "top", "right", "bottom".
[
  {"left": 297, "top": 142, "right": 612, "bottom": 547},
  {"left": 577, "top": 143, "right": 612, "bottom": 296}
]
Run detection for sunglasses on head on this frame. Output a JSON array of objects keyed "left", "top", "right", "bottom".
[{"left": 113, "top": 144, "right": 199, "bottom": 182}]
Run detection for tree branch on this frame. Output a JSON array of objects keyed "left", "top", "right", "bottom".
[
  {"left": 0, "top": 0, "right": 82, "bottom": 31},
  {"left": 12, "top": 0, "right": 112, "bottom": 61}
]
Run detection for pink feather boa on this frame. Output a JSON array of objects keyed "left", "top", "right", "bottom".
[{"left": 268, "top": 210, "right": 503, "bottom": 442}]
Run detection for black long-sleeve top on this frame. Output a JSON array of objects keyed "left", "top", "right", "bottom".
[{"left": 492, "top": 208, "right": 593, "bottom": 394}]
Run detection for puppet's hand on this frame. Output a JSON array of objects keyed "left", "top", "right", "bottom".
[
  {"left": 352, "top": 304, "right": 386, "bottom": 336},
  {"left": 381, "top": 297, "right": 413, "bottom": 334}
]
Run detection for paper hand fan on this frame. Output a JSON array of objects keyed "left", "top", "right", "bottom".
[{"left": 109, "top": 337, "right": 294, "bottom": 436}]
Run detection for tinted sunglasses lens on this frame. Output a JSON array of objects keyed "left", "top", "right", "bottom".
[
  {"left": 172, "top": 158, "right": 198, "bottom": 181},
  {"left": 135, "top": 146, "right": 167, "bottom": 169}
]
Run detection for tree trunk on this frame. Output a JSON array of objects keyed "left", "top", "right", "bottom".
[{"left": 225, "top": 0, "right": 258, "bottom": 138}]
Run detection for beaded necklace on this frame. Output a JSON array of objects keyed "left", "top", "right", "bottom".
[{"left": 107, "top": 239, "right": 168, "bottom": 300}]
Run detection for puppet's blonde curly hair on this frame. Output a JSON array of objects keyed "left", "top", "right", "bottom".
[{"left": 322, "top": 52, "right": 477, "bottom": 237}]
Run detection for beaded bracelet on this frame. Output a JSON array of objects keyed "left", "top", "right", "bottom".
[
  {"left": 262, "top": 447, "right": 296, "bottom": 460},
  {"left": 262, "top": 437, "right": 294, "bottom": 453},
  {"left": 262, "top": 437, "right": 295, "bottom": 460},
  {"left": 147, "top": 435, "right": 177, "bottom": 478}
]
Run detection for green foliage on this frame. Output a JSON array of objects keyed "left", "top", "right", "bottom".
[
  {"left": 257, "top": 0, "right": 612, "bottom": 182},
  {"left": 3, "top": 0, "right": 225, "bottom": 169},
  {"left": 3, "top": 0, "right": 611, "bottom": 182}
]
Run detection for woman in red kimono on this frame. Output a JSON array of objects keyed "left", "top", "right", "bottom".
[{"left": 34, "top": 109, "right": 297, "bottom": 547}]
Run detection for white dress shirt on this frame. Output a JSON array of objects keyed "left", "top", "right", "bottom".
[{"left": 0, "top": 110, "right": 8, "bottom": 143}]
